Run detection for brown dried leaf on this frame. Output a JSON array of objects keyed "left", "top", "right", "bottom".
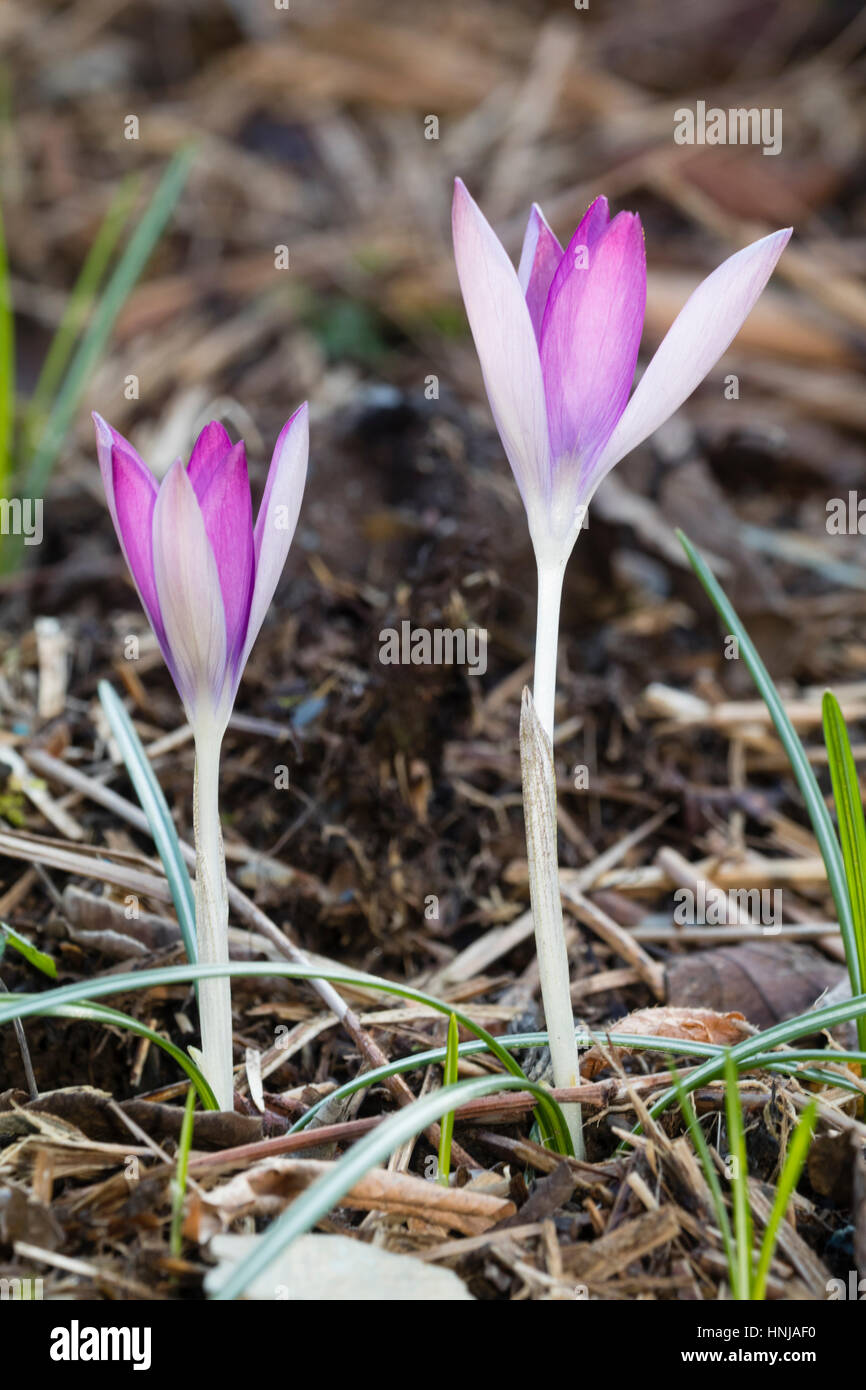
[
  {"left": 666, "top": 940, "right": 844, "bottom": 1032},
  {"left": 60, "top": 884, "right": 181, "bottom": 959},
  {"left": 583, "top": 1005, "right": 753, "bottom": 1079},
  {"left": 190, "top": 1156, "right": 514, "bottom": 1240},
  {"left": 0, "top": 1087, "right": 261, "bottom": 1150},
  {"left": 497, "top": 1161, "right": 576, "bottom": 1228},
  {"left": 0, "top": 1183, "right": 63, "bottom": 1250}
]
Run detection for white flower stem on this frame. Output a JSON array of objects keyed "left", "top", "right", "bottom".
[
  {"left": 193, "top": 720, "right": 234, "bottom": 1111},
  {"left": 533, "top": 558, "right": 566, "bottom": 745},
  {"left": 523, "top": 558, "right": 583, "bottom": 1158}
]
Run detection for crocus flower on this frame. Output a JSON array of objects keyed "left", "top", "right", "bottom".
[
  {"left": 94, "top": 406, "right": 309, "bottom": 1112},
  {"left": 94, "top": 406, "right": 308, "bottom": 733},
  {"left": 452, "top": 178, "right": 791, "bottom": 572},
  {"left": 452, "top": 179, "right": 791, "bottom": 1158}
]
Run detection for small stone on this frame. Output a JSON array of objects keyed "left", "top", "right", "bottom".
[{"left": 205, "top": 1232, "right": 475, "bottom": 1301}]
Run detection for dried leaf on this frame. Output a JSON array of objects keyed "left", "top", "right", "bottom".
[
  {"left": 666, "top": 940, "right": 843, "bottom": 1032},
  {"left": 191, "top": 1156, "right": 513, "bottom": 1239},
  {"left": 583, "top": 1005, "right": 753, "bottom": 1078},
  {"left": 0, "top": 1087, "right": 260, "bottom": 1150},
  {"left": 0, "top": 1184, "right": 63, "bottom": 1250},
  {"left": 497, "top": 1161, "right": 575, "bottom": 1228}
]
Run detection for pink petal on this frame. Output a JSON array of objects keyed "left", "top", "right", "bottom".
[
  {"left": 532, "top": 195, "right": 610, "bottom": 359},
  {"left": 152, "top": 458, "right": 228, "bottom": 722},
  {"left": 452, "top": 178, "right": 552, "bottom": 531},
  {"left": 93, "top": 413, "right": 163, "bottom": 641},
  {"left": 238, "top": 403, "right": 309, "bottom": 678},
  {"left": 187, "top": 420, "right": 235, "bottom": 493},
  {"left": 592, "top": 227, "right": 793, "bottom": 486},
  {"left": 539, "top": 195, "right": 610, "bottom": 320},
  {"left": 540, "top": 208, "right": 646, "bottom": 468},
  {"left": 517, "top": 204, "right": 564, "bottom": 343},
  {"left": 190, "top": 438, "right": 254, "bottom": 669}
]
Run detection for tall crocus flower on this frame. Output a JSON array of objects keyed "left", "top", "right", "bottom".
[
  {"left": 453, "top": 178, "right": 791, "bottom": 735},
  {"left": 95, "top": 406, "right": 309, "bottom": 1110},
  {"left": 453, "top": 178, "right": 791, "bottom": 1154}
]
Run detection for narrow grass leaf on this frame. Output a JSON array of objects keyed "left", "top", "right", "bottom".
[
  {"left": 23, "top": 174, "right": 139, "bottom": 456},
  {"left": 723, "top": 1050, "right": 753, "bottom": 1298},
  {"left": 170, "top": 1085, "right": 198, "bottom": 1256},
  {"left": 2, "top": 959, "right": 864, "bottom": 1132},
  {"left": 752, "top": 1100, "right": 816, "bottom": 1301},
  {"left": 437, "top": 1012, "right": 459, "bottom": 1185},
  {"left": 0, "top": 922, "right": 56, "bottom": 977},
  {"left": 2, "top": 958, "right": 864, "bottom": 1055},
  {"left": 23, "top": 147, "right": 195, "bottom": 501},
  {"left": 0, "top": 961, "right": 567, "bottom": 1139},
  {"left": 8, "top": 994, "right": 216, "bottom": 1107},
  {"left": 822, "top": 690, "right": 866, "bottom": 1051},
  {"left": 678, "top": 529, "right": 860, "bottom": 996},
  {"left": 671, "top": 1062, "right": 736, "bottom": 1285},
  {"left": 291, "top": 1039, "right": 866, "bottom": 1134},
  {"left": 0, "top": 200, "right": 14, "bottom": 503},
  {"left": 98, "top": 679, "right": 197, "bottom": 970},
  {"left": 644, "top": 990, "right": 866, "bottom": 1130}
]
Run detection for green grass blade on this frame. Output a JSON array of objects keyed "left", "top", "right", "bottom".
[
  {"left": 671, "top": 1063, "right": 736, "bottom": 1283},
  {"left": 0, "top": 921, "right": 56, "bottom": 977},
  {"left": 289, "top": 1036, "right": 866, "bottom": 1134},
  {"left": 0, "top": 199, "right": 15, "bottom": 502},
  {"left": 751, "top": 1100, "right": 816, "bottom": 1301},
  {"left": 2, "top": 960, "right": 863, "bottom": 1053},
  {"left": 0, "top": 960, "right": 566, "bottom": 1140},
  {"left": 677, "top": 529, "right": 860, "bottom": 996},
  {"left": 3, "top": 958, "right": 864, "bottom": 1134},
  {"left": 170, "top": 1084, "right": 197, "bottom": 1256},
  {"left": 22, "top": 146, "right": 195, "bottom": 501},
  {"left": 209, "top": 1073, "right": 571, "bottom": 1301},
  {"left": 98, "top": 680, "right": 197, "bottom": 971},
  {"left": 22, "top": 174, "right": 139, "bottom": 457},
  {"left": 822, "top": 691, "right": 866, "bottom": 1052},
  {"left": 644, "top": 990, "right": 866, "bottom": 1129},
  {"left": 437, "top": 1012, "right": 459, "bottom": 1185},
  {"left": 19, "top": 996, "right": 216, "bottom": 1107},
  {"left": 723, "top": 1051, "right": 753, "bottom": 1298}
]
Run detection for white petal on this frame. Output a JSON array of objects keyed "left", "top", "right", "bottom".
[
  {"left": 238, "top": 403, "right": 309, "bottom": 676},
  {"left": 152, "top": 458, "right": 228, "bottom": 722},
  {"left": 452, "top": 179, "right": 552, "bottom": 537},
  {"left": 592, "top": 228, "right": 792, "bottom": 484}
]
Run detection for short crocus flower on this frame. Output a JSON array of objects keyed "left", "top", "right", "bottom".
[
  {"left": 452, "top": 179, "right": 791, "bottom": 1157},
  {"left": 95, "top": 407, "right": 309, "bottom": 1111},
  {"left": 95, "top": 406, "right": 309, "bottom": 734}
]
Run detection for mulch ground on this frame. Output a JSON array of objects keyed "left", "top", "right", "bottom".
[{"left": 0, "top": 0, "right": 865, "bottom": 1299}]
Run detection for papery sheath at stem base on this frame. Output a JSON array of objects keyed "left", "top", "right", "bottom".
[
  {"left": 519, "top": 686, "right": 583, "bottom": 1158},
  {"left": 193, "top": 723, "right": 234, "bottom": 1111}
]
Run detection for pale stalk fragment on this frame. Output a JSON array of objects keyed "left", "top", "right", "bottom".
[
  {"left": 519, "top": 686, "right": 583, "bottom": 1157},
  {"left": 193, "top": 721, "right": 233, "bottom": 1111}
]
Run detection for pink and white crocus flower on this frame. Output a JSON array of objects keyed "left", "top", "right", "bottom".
[
  {"left": 95, "top": 407, "right": 309, "bottom": 1111},
  {"left": 94, "top": 406, "right": 309, "bottom": 734},
  {"left": 453, "top": 179, "right": 791, "bottom": 1157},
  {"left": 452, "top": 178, "right": 792, "bottom": 737}
]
